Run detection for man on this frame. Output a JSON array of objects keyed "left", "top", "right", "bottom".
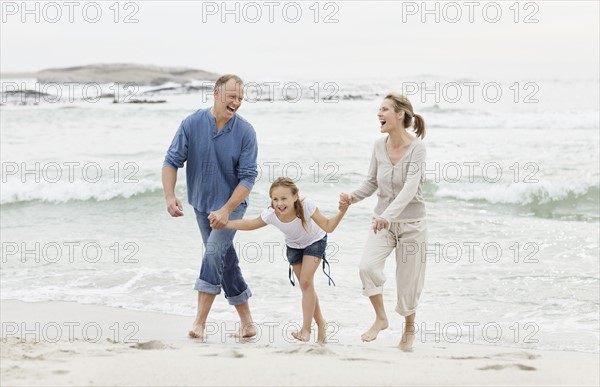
[{"left": 162, "top": 74, "right": 258, "bottom": 339}]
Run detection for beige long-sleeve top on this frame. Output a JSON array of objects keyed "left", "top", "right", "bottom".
[{"left": 351, "top": 136, "right": 426, "bottom": 223}]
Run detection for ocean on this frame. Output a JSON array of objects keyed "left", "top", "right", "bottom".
[{"left": 1, "top": 75, "right": 598, "bottom": 353}]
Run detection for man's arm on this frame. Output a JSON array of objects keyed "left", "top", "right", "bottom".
[
  {"left": 162, "top": 166, "right": 184, "bottom": 217},
  {"left": 208, "top": 185, "right": 250, "bottom": 228},
  {"left": 162, "top": 119, "right": 188, "bottom": 218}
]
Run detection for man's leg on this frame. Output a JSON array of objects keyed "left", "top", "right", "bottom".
[
  {"left": 190, "top": 209, "right": 225, "bottom": 339},
  {"left": 213, "top": 205, "right": 256, "bottom": 338},
  {"left": 189, "top": 292, "right": 217, "bottom": 339},
  {"left": 220, "top": 243, "right": 255, "bottom": 338}
]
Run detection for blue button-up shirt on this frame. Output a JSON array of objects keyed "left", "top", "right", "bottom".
[{"left": 163, "top": 108, "right": 258, "bottom": 212}]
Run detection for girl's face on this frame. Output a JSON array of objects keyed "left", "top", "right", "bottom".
[
  {"left": 378, "top": 98, "right": 404, "bottom": 133},
  {"left": 270, "top": 186, "right": 298, "bottom": 216}
]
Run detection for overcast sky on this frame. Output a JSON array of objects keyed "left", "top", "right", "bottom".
[{"left": 1, "top": 1, "right": 598, "bottom": 80}]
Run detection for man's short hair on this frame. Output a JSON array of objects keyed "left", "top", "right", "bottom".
[{"left": 214, "top": 74, "right": 243, "bottom": 91}]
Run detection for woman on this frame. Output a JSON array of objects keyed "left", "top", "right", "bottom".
[{"left": 341, "top": 92, "right": 427, "bottom": 351}]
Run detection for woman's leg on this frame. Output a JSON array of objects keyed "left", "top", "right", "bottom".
[
  {"left": 361, "top": 294, "right": 389, "bottom": 342},
  {"left": 395, "top": 221, "right": 427, "bottom": 351},
  {"left": 359, "top": 228, "right": 396, "bottom": 342},
  {"left": 291, "top": 255, "right": 322, "bottom": 342},
  {"left": 399, "top": 312, "right": 416, "bottom": 351}
]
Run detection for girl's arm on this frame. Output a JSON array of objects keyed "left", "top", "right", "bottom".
[
  {"left": 224, "top": 216, "right": 268, "bottom": 231},
  {"left": 311, "top": 207, "right": 347, "bottom": 233}
]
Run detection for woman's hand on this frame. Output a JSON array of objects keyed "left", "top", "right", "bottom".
[{"left": 372, "top": 217, "right": 389, "bottom": 233}]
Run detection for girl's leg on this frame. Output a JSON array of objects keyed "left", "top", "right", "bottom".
[
  {"left": 291, "top": 255, "right": 322, "bottom": 342},
  {"left": 292, "top": 263, "right": 327, "bottom": 344},
  {"left": 313, "top": 295, "right": 327, "bottom": 344}
]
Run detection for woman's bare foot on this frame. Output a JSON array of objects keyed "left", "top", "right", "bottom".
[
  {"left": 398, "top": 325, "right": 416, "bottom": 352},
  {"left": 361, "top": 317, "right": 389, "bottom": 342},
  {"left": 292, "top": 328, "right": 311, "bottom": 342},
  {"left": 188, "top": 320, "right": 204, "bottom": 339}
]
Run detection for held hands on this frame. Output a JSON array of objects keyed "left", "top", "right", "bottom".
[
  {"left": 166, "top": 196, "right": 184, "bottom": 217},
  {"left": 208, "top": 207, "right": 230, "bottom": 229},
  {"left": 339, "top": 193, "right": 354, "bottom": 212}
]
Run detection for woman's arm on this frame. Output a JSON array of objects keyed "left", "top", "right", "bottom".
[
  {"left": 350, "top": 145, "right": 379, "bottom": 203},
  {"left": 311, "top": 207, "right": 347, "bottom": 233},
  {"left": 223, "top": 216, "right": 268, "bottom": 231}
]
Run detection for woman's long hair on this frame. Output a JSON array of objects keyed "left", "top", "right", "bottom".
[{"left": 384, "top": 92, "right": 426, "bottom": 138}]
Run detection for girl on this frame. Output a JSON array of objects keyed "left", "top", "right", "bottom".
[{"left": 224, "top": 177, "right": 348, "bottom": 344}]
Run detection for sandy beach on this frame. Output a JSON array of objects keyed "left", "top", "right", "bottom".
[
  {"left": 1, "top": 300, "right": 598, "bottom": 386},
  {"left": 2, "top": 1, "right": 599, "bottom": 386}
]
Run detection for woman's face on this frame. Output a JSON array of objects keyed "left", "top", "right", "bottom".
[
  {"left": 270, "top": 186, "right": 298, "bottom": 216},
  {"left": 378, "top": 98, "right": 404, "bottom": 132}
]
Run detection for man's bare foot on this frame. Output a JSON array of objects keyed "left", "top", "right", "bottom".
[
  {"left": 231, "top": 322, "right": 257, "bottom": 339},
  {"left": 399, "top": 326, "right": 416, "bottom": 352},
  {"left": 188, "top": 320, "right": 204, "bottom": 339},
  {"left": 316, "top": 321, "right": 327, "bottom": 344},
  {"left": 291, "top": 329, "right": 311, "bottom": 342},
  {"left": 361, "top": 317, "right": 389, "bottom": 342}
]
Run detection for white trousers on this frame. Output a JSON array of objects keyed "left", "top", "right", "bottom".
[{"left": 358, "top": 220, "right": 427, "bottom": 316}]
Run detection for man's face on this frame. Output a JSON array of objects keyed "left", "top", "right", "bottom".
[{"left": 214, "top": 79, "right": 244, "bottom": 119}]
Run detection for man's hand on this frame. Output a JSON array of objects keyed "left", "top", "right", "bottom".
[
  {"left": 372, "top": 217, "right": 389, "bottom": 233},
  {"left": 166, "top": 195, "right": 184, "bottom": 217},
  {"left": 208, "top": 207, "right": 231, "bottom": 229}
]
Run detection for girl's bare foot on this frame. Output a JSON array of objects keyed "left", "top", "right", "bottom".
[
  {"left": 316, "top": 321, "right": 327, "bottom": 344},
  {"left": 361, "top": 317, "right": 389, "bottom": 342},
  {"left": 292, "top": 329, "right": 311, "bottom": 342}
]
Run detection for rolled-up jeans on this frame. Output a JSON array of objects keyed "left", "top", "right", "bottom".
[{"left": 193, "top": 205, "right": 252, "bottom": 305}]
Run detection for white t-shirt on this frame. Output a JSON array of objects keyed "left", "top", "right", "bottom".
[{"left": 260, "top": 198, "right": 326, "bottom": 249}]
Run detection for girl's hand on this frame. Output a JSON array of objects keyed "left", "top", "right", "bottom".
[
  {"left": 339, "top": 198, "right": 350, "bottom": 212},
  {"left": 339, "top": 193, "right": 353, "bottom": 211},
  {"left": 372, "top": 217, "right": 389, "bottom": 233}
]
